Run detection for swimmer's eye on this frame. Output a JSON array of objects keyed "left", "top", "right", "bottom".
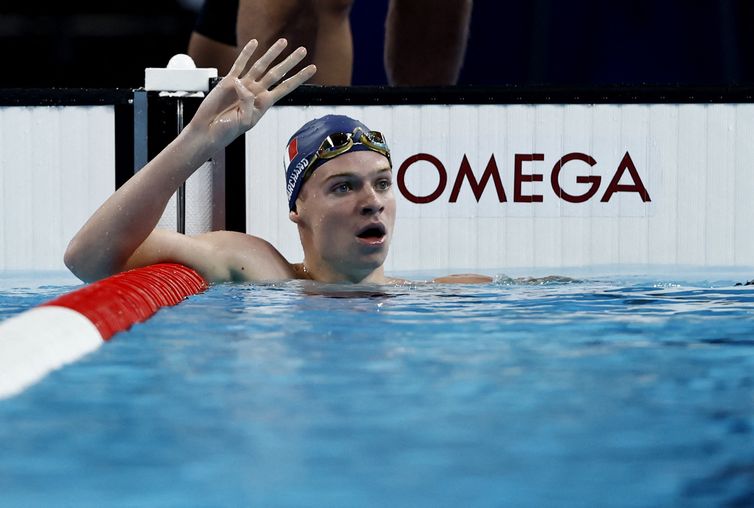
[
  {"left": 375, "top": 179, "right": 392, "bottom": 191},
  {"left": 331, "top": 182, "right": 353, "bottom": 193}
]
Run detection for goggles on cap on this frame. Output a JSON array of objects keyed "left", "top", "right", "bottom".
[
  {"left": 286, "top": 123, "right": 392, "bottom": 211},
  {"left": 307, "top": 127, "right": 391, "bottom": 173}
]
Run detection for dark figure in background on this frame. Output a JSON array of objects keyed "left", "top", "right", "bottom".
[
  {"left": 348, "top": 0, "right": 754, "bottom": 86},
  {"left": 188, "top": 0, "right": 473, "bottom": 85},
  {"left": 456, "top": 0, "right": 753, "bottom": 86}
]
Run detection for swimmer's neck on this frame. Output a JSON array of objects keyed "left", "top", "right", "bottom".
[{"left": 295, "top": 260, "right": 390, "bottom": 284}]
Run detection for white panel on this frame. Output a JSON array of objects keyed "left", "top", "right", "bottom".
[
  {"left": 505, "top": 219, "right": 535, "bottom": 268},
  {"left": 532, "top": 106, "right": 563, "bottom": 266},
  {"left": 560, "top": 105, "right": 594, "bottom": 266},
  {"left": 1, "top": 108, "right": 33, "bottom": 269},
  {"left": 533, "top": 105, "right": 564, "bottom": 217},
  {"left": 446, "top": 105, "right": 480, "bottom": 219},
  {"left": 185, "top": 160, "right": 215, "bottom": 235},
  {"left": 506, "top": 105, "right": 538, "bottom": 219},
  {"left": 59, "top": 108, "right": 89, "bottom": 269},
  {"left": 504, "top": 106, "right": 537, "bottom": 268},
  {"left": 705, "top": 105, "right": 736, "bottom": 265},
  {"left": 448, "top": 217, "right": 474, "bottom": 270},
  {"left": 477, "top": 105, "right": 508, "bottom": 218},
  {"left": 0, "top": 106, "right": 114, "bottom": 270},
  {"left": 618, "top": 105, "right": 650, "bottom": 264},
  {"left": 676, "top": 105, "right": 707, "bottom": 265},
  {"left": 59, "top": 107, "right": 111, "bottom": 272},
  {"left": 157, "top": 190, "right": 179, "bottom": 230},
  {"left": 532, "top": 217, "right": 560, "bottom": 268},
  {"left": 734, "top": 105, "right": 754, "bottom": 264},
  {"left": 474, "top": 105, "right": 507, "bottom": 270},
  {"left": 157, "top": 157, "right": 225, "bottom": 235},
  {"left": 560, "top": 218, "right": 589, "bottom": 267},
  {"left": 0, "top": 110, "right": 3, "bottom": 268},
  {"left": 476, "top": 217, "right": 503, "bottom": 270},
  {"left": 561, "top": 105, "right": 595, "bottom": 218},
  {"left": 391, "top": 105, "right": 424, "bottom": 270},
  {"left": 245, "top": 103, "right": 754, "bottom": 273},
  {"left": 647, "top": 105, "right": 679, "bottom": 264},
  {"left": 588, "top": 106, "right": 621, "bottom": 265},
  {"left": 31, "top": 109, "right": 61, "bottom": 269},
  {"left": 419, "top": 106, "right": 451, "bottom": 268},
  {"left": 2, "top": 101, "right": 750, "bottom": 274}
]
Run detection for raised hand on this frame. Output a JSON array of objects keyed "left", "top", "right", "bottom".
[{"left": 190, "top": 38, "right": 317, "bottom": 150}]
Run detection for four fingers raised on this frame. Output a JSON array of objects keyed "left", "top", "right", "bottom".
[
  {"left": 258, "top": 46, "right": 309, "bottom": 90},
  {"left": 229, "top": 38, "right": 315, "bottom": 94},
  {"left": 228, "top": 39, "right": 259, "bottom": 78},
  {"left": 223, "top": 38, "right": 317, "bottom": 127},
  {"left": 268, "top": 64, "right": 317, "bottom": 103},
  {"left": 243, "top": 38, "right": 290, "bottom": 82}
]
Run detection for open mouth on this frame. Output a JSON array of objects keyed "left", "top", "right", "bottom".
[{"left": 356, "top": 223, "right": 387, "bottom": 242}]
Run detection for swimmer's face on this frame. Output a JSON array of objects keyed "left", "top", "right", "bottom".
[{"left": 290, "top": 150, "right": 395, "bottom": 274}]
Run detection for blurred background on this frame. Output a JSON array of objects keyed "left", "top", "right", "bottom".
[
  {"left": 0, "top": 1, "right": 197, "bottom": 88},
  {"left": 2, "top": 0, "right": 754, "bottom": 88}
]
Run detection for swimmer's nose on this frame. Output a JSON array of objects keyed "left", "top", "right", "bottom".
[
  {"left": 360, "top": 187, "right": 385, "bottom": 216},
  {"left": 361, "top": 203, "right": 384, "bottom": 216}
]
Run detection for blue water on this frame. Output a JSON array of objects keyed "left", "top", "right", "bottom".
[{"left": 1, "top": 269, "right": 753, "bottom": 507}]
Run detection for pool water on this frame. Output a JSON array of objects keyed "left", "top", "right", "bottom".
[{"left": 1, "top": 269, "right": 753, "bottom": 507}]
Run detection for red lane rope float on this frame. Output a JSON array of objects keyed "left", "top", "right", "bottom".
[
  {"left": 0, "top": 263, "right": 207, "bottom": 399},
  {"left": 41, "top": 263, "right": 208, "bottom": 340}
]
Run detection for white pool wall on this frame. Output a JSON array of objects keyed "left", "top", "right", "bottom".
[
  {"left": 246, "top": 104, "right": 754, "bottom": 272},
  {"left": 2, "top": 102, "right": 754, "bottom": 272},
  {"left": 0, "top": 104, "right": 224, "bottom": 271},
  {"left": 0, "top": 106, "right": 114, "bottom": 270}
]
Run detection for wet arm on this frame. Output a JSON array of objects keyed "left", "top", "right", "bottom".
[
  {"left": 64, "top": 129, "right": 215, "bottom": 282},
  {"left": 433, "top": 274, "right": 493, "bottom": 284},
  {"left": 65, "top": 40, "right": 316, "bottom": 283}
]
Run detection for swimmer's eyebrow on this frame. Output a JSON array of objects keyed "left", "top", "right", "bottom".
[{"left": 323, "top": 167, "right": 392, "bottom": 181}]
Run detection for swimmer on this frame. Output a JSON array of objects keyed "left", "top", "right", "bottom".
[{"left": 64, "top": 39, "right": 490, "bottom": 285}]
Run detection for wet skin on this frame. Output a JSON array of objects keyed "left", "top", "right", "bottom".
[{"left": 290, "top": 150, "right": 396, "bottom": 284}]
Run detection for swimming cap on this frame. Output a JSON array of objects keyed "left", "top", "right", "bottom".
[{"left": 283, "top": 115, "right": 390, "bottom": 211}]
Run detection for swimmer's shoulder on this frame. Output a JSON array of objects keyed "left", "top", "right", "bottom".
[{"left": 195, "top": 230, "right": 298, "bottom": 282}]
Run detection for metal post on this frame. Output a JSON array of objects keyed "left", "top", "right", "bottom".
[
  {"left": 176, "top": 99, "right": 186, "bottom": 234},
  {"left": 132, "top": 89, "right": 148, "bottom": 172}
]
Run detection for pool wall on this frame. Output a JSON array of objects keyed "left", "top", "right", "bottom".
[
  {"left": 2, "top": 86, "right": 754, "bottom": 272},
  {"left": 0, "top": 90, "right": 229, "bottom": 271},
  {"left": 0, "top": 105, "right": 114, "bottom": 270},
  {"left": 248, "top": 101, "right": 754, "bottom": 272}
]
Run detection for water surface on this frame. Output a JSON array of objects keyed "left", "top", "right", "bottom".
[{"left": 1, "top": 269, "right": 753, "bottom": 507}]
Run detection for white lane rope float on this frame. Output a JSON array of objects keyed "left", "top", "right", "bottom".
[{"left": 0, "top": 264, "right": 207, "bottom": 399}]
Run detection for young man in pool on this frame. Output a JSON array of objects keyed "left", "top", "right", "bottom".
[{"left": 64, "top": 39, "right": 489, "bottom": 285}]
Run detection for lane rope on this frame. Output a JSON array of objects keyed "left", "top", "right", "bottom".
[{"left": 0, "top": 263, "right": 207, "bottom": 399}]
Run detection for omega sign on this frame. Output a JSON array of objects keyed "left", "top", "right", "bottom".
[{"left": 396, "top": 151, "right": 651, "bottom": 204}]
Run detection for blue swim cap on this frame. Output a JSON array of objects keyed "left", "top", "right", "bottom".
[{"left": 283, "top": 115, "right": 390, "bottom": 211}]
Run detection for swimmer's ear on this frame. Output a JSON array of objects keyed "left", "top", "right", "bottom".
[{"left": 289, "top": 209, "right": 301, "bottom": 224}]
